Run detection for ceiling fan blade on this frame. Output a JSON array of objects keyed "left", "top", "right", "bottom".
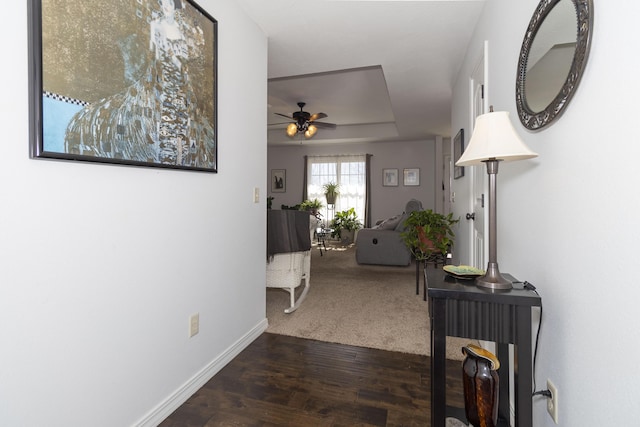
[
  {"left": 274, "top": 112, "right": 294, "bottom": 120},
  {"left": 312, "top": 121, "right": 337, "bottom": 129},
  {"left": 309, "top": 112, "right": 328, "bottom": 121},
  {"left": 268, "top": 122, "right": 294, "bottom": 126}
]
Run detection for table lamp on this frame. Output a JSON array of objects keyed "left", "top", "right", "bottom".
[{"left": 456, "top": 108, "right": 538, "bottom": 290}]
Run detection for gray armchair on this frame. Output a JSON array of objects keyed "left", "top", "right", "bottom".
[{"left": 355, "top": 199, "right": 423, "bottom": 266}]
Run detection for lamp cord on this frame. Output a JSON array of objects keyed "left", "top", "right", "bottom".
[{"left": 522, "top": 281, "right": 545, "bottom": 396}]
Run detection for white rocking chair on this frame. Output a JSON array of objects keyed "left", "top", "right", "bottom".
[
  {"left": 266, "top": 213, "right": 317, "bottom": 313},
  {"left": 266, "top": 250, "right": 311, "bottom": 313}
]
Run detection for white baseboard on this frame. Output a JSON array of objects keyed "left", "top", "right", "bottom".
[{"left": 134, "top": 318, "right": 269, "bottom": 427}]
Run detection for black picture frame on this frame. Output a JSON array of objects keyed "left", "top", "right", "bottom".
[
  {"left": 28, "top": 0, "right": 218, "bottom": 172},
  {"left": 454, "top": 129, "right": 464, "bottom": 179},
  {"left": 271, "top": 169, "right": 286, "bottom": 193}
]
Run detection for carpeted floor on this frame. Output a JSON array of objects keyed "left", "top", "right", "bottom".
[{"left": 266, "top": 240, "right": 474, "bottom": 359}]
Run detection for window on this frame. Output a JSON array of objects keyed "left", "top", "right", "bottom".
[{"left": 307, "top": 155, "right": 367, "bottom": 223}]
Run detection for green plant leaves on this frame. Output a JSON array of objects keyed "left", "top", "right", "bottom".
[
  {"left": 400, "top": 210, "right": 459, "bottom": 260},
  {"left": 329, "top": 207, "right": 362, "bottom": 238}
]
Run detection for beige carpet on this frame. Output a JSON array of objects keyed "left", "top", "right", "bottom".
[{"left": 266, "top": 241, "right": 475, "bottom": 359}]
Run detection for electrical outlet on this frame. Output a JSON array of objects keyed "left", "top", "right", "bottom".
[
  {"left": 189, "top": 313, "right": 199, "bottom": 338},
  {"left": 547, "top": 379, "right": 558, "bottom": 424}
]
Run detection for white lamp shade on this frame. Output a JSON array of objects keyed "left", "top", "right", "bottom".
[{"left": 456, "top": 111, "right": 538, "bottom": 166}]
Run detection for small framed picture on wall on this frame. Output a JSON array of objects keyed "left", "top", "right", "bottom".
[
  {"left": 271, "top": 169, "right": 286, "bottom": 193},
  {"left": 454, "top": 128, "right": 465, "bottom": 179},
  {"left": 403, "top": 168, "right": 420, "bottom": 186},
  {"left": 382, "top": 168, "right": 399, "bottom": 186}
]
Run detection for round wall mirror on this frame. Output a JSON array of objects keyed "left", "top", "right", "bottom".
[{"left": 515, "top": 0, "right": 593, "bottom": 131}]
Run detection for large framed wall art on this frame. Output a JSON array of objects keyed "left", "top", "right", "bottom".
[{"left": 28, "top": 0, "right": 218, "bottom": 172}]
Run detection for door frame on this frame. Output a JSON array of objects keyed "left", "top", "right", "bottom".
[{"left": 468, "top": 40, "right": 490, "bottom": 269}]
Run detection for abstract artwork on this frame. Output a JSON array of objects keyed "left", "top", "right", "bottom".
[{"left": 28, "top": 0, "right": 218, "bottom": 172}]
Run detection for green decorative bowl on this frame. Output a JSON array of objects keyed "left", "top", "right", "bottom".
[{"left": 443, "top": 265, "right": 485, "bottom": 280}]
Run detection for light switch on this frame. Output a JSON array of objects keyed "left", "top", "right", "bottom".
[
  {"left": 253, "top": 187, "right": 260, "bottom": 203},
  {"left": 189, "top": 313, "right": 199, "bottom": 338}
]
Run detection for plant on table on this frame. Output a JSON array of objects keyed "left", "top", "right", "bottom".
[
  {"left": 299, "top": 198, "right": 324, "bottom": 217},
  {"left": 400, "top": 209, "right": 458, "bottom": 261}
]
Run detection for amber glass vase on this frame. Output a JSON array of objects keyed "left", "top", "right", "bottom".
[{"left": 461, "top": 344, "right": 500, "bottom": 427}]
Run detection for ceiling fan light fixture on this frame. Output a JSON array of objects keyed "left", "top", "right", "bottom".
[
  {"left": 286, "top": 123, "right": 298, "bottom": 138},
  {"left": 276, "top": 102, "right": 336, "bottom": 141},
  {"left": 305, "top": 125, "right": 318, "bottom": 139}
]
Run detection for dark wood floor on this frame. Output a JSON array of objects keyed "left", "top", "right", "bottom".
[{"left": 159, "top": 333, "right": 465, "bottom": 426}]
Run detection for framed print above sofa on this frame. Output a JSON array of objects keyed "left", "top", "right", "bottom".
[
  {"left": 403, "top": 168, "right": 420, "bottom": 186},
  {"left": 383, "top": 168, "right": 399, "bottom": 186}
]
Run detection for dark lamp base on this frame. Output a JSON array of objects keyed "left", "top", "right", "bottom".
[{"left": 475, "top": 262, "right": 512, "bottom": 290}]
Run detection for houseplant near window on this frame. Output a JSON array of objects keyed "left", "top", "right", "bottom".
[
  {"left": 323, "top": 182, "right": 339, "bottom": 205},
  {"left": 400, "top": 210, "right": 458, "bottom": 261},
  {"left": 330, "top": 207, "right": 362, "bottom": 244},
  {"left": 299, "top": 198, "right": 324, "bottom": 217}
]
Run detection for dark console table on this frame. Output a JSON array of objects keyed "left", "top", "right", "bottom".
[{"left": 427, "top": 269, "right": 541, "bottom": 427}]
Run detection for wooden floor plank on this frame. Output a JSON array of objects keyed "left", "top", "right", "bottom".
[{"left": 159, "top": 333, "right": 465, "bottom": 426}]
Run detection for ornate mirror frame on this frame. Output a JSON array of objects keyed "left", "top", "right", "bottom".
[{"left": 516, "top": 0, "right": 593, "bottom": 131}]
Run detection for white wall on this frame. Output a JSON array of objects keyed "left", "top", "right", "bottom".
[
  {"left": 452, "top": 1, "right": 640, "bottom": 425},
  {"left": 1, "top": 2, "right": 268, "bottom": 426},
  {"left": 268, "top": 140, "right": 438, "bottom": 224}
]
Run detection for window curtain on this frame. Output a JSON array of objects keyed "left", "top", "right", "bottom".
[
  {"left": 302, "top": 155, "right": 308, "bottom": 202},
  {"left": 364, "top": 154, "right": 372, "bottom": 228}
]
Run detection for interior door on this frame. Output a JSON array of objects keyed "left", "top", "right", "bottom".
[{"left": 469, "top": 41, "right": 489, "bottom": 269}]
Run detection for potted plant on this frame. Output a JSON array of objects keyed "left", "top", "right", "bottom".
[
  {"left": 299, "top": 198, "right": 324, "bottom": 217},
  {"left": 323, "top": 182, "right": 340, "bottom": 205},
  {"left": 330, "top": 207, "right": 362, "bottom": 244},
  {"left": 400, "top": 210, "right": 459, "bottom": 261}
]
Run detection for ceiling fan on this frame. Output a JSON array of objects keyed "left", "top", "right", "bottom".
[{"left": 274, "top": 102, "right": 337, "bottom": 139}]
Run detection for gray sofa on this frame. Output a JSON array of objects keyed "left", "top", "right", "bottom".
[{"left": 355, "top": 199, "right": 423, "bottom": 266}]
